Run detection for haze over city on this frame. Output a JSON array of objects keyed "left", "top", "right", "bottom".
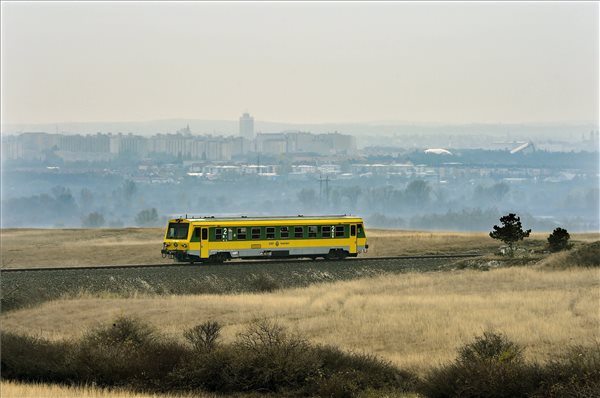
[
  {"left": 1, "top": 1, "right": 598, "bottom": 231},
  {"left": 2, "top": 1, "right": 598, "bottom": 128}
]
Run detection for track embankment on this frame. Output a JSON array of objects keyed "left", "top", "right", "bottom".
[
  {"left": 1, "top": 253, "right": 480, "bottom": 273},
  {"left": 1, "top": 255, "right": 481, "bottom": 311}
]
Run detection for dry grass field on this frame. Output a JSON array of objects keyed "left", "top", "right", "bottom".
[
  {"left": 0, "top": 228, "right": 172, "bottom": 268},
  {"left": 2, "top": 265, "right": 598, "bottom": 374},
  {"left": 1, "top": 227, "right": 597, "bottom": 268},
  {"left": 0, "top": 381, "right": 214, "bottom": 398}
]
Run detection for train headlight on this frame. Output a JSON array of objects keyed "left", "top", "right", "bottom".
[
  {"left": 182, "top": 244, "right": 188, "bottom": 248},
  {"left": 174, "top": 242, "right": 178, "bottom": 247}
]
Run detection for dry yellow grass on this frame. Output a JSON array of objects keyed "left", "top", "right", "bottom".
[
  {"left": 2, "top": 267, "right": 598, "bottom": 374},
  {"left": 0, "top": 228, "right": 171, "bottom": 268},
  {"left": 2, "top": 227, "right": 597, "bottom": 268},
  {"left": 0, "top": 380, "right": 214, "bottom": 398}
]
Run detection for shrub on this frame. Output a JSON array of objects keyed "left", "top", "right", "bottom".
[
  {"left": 458, "top": 330, "right": 524, "bottom": 364},
  {"left": 226, "top": 319, "right": 321, "bottom": 393},
  {"left": 566, "top": 241, "right": 600, "bottom": 267},
  {"left": 547, "top": 227, "right": 572, "bottom": 252},
  {"left": 249, "top": 273, "right": 281, "bottom": 292},
  {"left": 184, "top": 321, "right": 221, "bottom": 352},
  {"left": 71, "top": 316, "right": 186, "bottom": 388},
  {"left": 0, "top": 332, "right": 73, "bottom": 382},
  {"left": 1, "top": 317, "right": 416, "bottom": 397},
  {"left": 534, "top": 343, "right": 600, "bottom": 397},
  {"left": 419, "top": 331, "right": 539, "bottom": 398},
  {"left": 171, "top": 319, "right": 416, "bottom": 395},
  {"left": 314, "top": 345, "right": 418, "bottom": 395}
]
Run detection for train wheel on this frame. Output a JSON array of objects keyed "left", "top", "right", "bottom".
[
  {"left": 326, "top": 249, "right": 348, "bottom": 260},
  {"left": 207, "top": 254, "right": 225, "bottom": 264}
]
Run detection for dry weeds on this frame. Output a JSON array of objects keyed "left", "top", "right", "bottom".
[
  {"left": 2, "top": 227, "right": 597, "bottom": 268},
  {"left": 2, "top": 267, "right": 598, "bottom": 374},
  {"left": 0, "top": 228, "right": 171, "bottom": 268},
  {"left": 0, "top": 380, "right": 214, "bottom": 398}
]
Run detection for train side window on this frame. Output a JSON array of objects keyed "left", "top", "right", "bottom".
[
  {"left": 194, "top": 228, "right": 201, "bottom": 238},
  {"left": 308, "top": 226, "right": 317, "bottom": 238},
  {"left": 266, "top": 227, "right": 275, "bottom": 239},
  {"left": 237, "top": 227, "right": 247, "bottom": 240},
  {"left": 294, "top": 226, "right": 304, "bottom": 238},
  {"left": 215, "top": 228, "right": 223, "bottom": 240},
  {"left": 280, "top": 226, "right": 289, "bottom": 239},
  {"left": 321, "top": 226, "right": 331, "bottom": 238},
  {"left": 201, "top": 228, "right": 208, "bottom": 240},
  {"left": 357, "top": 223, "right": 363, "bottom": 236},
  {"left": 335, "top": 225, "right": 345, "bottom": 237},
  {"left": 251, "top": 227, "right": 261, "bottom": 240},
  {"left": 351, "top": 225, "right": 356, "bottom": 236}
]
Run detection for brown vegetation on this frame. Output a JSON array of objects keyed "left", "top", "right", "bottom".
[
  {"left": 2, "top": 267, "right": 598, "bottom": 373},
  {"left": 0, "top": 380, "right": 214, "bottom": 398},
  {"left": 1, "top": 227, "right": 597, "bottom": 268}
]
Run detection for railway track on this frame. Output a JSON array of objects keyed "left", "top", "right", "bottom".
[{"left": 1, "top": 253, "right": 481, "bottom": 273}]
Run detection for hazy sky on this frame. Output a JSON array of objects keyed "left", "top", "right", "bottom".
[{"left": 1, "top": 1, "right": 598, "bottom": 125}]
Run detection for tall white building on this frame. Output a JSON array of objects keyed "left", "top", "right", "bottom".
[{"left": 239, "top": 112, "right": 254, "bottom": 140}]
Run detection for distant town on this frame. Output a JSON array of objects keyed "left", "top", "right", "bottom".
[{"left": 1, "top": 113, "right": 598, "bottom": 231}]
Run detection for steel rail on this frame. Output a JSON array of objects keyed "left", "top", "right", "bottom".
[{"left": 0, "top": 254, "right": 481, "bottom": 273}]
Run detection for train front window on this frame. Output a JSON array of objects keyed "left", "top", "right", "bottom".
[{"left": 167, "top": 223, "right": 189, "bottom": 240}]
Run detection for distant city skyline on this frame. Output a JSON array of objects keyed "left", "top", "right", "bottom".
[{"left": 1, "top": 2, "right": 598, "bottom": 126}]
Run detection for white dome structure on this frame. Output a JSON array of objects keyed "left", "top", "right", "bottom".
[{"left": 424, "top": 148, "right": 453, "bottom": 155}]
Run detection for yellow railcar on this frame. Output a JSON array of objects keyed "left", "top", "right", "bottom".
[{"left": 161, "top": 215, "right": 368, "bottom": 263}]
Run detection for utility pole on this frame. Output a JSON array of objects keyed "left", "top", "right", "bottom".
[{"left": 319, "top": 174, "right": 323, "bottom": 203}]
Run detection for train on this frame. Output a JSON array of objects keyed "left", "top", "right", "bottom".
[{"left": 161, "top": 215, "right": 368, "bottom": 263}]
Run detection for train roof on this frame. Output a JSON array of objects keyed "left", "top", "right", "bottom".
[{"left": 170, "top": 215, "right": 363, "bottom": 223}]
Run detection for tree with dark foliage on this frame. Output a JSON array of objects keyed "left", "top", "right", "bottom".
[
  {"left": 489, "top": 213, "right": 531, "bottom": 255},
  {"left": 547, "top": 227, "right": 572, "bottom": 252},
  {"left": 135, "top": 208, "right": 158, "bottom": 226}
]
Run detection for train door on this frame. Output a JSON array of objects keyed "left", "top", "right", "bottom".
[
  {"left": 200, "top": 227, "right": 209, "bottom": 258},
  {"left": 350, "top": 224, "right": 357, "bottom": 254}
]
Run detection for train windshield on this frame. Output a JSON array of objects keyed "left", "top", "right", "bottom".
[{"left": 166, "top": 223, "right": 190, "bottom": 239}]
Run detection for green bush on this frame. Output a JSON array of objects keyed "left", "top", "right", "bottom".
[
  {"left": 458, "top": 330, "right": 524, "bottom": 364},
  {"left": 547, "top": 227, "right": 572, "bottom": 252}
]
